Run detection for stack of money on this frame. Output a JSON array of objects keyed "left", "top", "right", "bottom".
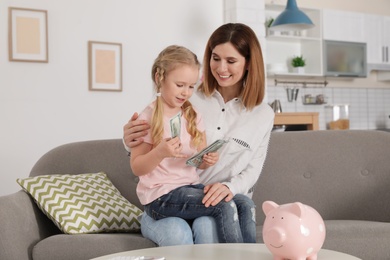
[{"left": 186, "top": 139, "right": 228, "bottom": 167}]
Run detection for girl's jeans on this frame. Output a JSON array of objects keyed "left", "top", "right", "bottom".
[
  {"left": 144, "top": 184, "right": 255, "bottom": 243},
  {"left": 141, "top": 194, "right": 256, "bottom": 245}
]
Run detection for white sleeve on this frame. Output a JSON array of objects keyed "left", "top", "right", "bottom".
[
  {"left": 222, "top": 120, "right": 273, "bottom": 196},
  {"left": 122, "top": 138, "right": 131, "bottom": 153}
]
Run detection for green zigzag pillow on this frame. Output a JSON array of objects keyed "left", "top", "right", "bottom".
[{"left": 17, "top": 172, "right": 142, "bottom": 234}]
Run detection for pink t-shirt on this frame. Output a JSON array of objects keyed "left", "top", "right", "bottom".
[{"left": 136, "top": 103, "right": 205, "bottom": 205}]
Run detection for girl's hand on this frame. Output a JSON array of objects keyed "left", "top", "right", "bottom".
[
  {"left": 202, "top": 183, "right": 233, "bottom": 207},
  {"left": 199, "top": 152, "right": 219, "bottom": 168},
  {"left": 204, "top": 152, "right": 219, "bottom": 165},
  {"left": 155, "top": 137, "right": 186, "bottom": 159}
]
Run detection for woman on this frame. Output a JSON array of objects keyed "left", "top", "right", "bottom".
[
  {"left": 132, "top": 45, "right": 246, "bottom": 243},
  {"left": 124, "top": 23, "right": 275, "bottom": 245}
]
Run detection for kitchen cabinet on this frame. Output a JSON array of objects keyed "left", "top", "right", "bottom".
[
  {"left": 384, "top": 17, "right": 390, "bottom": 63},
  {"left": 265, "top": 5, "right": 390, "bottom": 81},
  {"left": 322, "top": 9, "right": 365, "bottom": 43},
  {"left": 265, "top": 5, "right": 323, "bottom": 77},
  {"left": 377, "top": 71, "right": 390, "bottom": 81},
  {"left": 274, "top": 112, "right": 319, "bottom": 130},
  {"left": 365, "top": 14, "right": 390, "bottom": 65}
]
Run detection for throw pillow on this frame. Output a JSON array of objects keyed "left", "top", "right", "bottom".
[{"left": 17, "top": 172, "right": 142, "bottom": 234}]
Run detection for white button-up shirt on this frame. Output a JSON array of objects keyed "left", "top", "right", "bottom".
[{"left": 191, "top": 90, "right": 275, "bottom": 198}]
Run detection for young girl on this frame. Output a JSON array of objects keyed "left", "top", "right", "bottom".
[{"left": 130, "top": 45, "right": 244, "bottom": 243}]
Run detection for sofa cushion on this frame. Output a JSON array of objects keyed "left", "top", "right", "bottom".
[
  {"left": 17, "top": 172, "right": 142, "bottom": 234},
  {"left": 322, "top": 220, "right": 390, "bottom": 259}
]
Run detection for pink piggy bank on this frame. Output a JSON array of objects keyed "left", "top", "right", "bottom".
[{"left": 262, "top": 201, "right": 326, "bottom": 260}]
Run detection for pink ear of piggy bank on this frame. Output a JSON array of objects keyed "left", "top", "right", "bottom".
[{"left": 262, "top": 201, "right": 326, "bottom": 260}]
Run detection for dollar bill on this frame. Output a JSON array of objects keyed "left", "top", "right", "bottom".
[
  {"left": 169, "top": 112, "right": 181, "bottom": 138},
  {"left": 186, "top": 139, "right": 229, "bottom": 167}
]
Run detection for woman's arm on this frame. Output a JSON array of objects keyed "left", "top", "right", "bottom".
[
  {"left": 222, "top": 123, "right": 273, "bottom": 195},
  {"left": 123, "top": 112, "right": 150, "bottom": 151},
  {"left": 202, "top": 117, "right": 274, "bottom": 207},
  {"left": 201, "top": 136, "right": 269, "bottom": 207}
]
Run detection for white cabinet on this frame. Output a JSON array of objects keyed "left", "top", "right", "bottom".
[
  {"left": 322, "top": 9, "right": 365, "bottom": 43},
  {"left": 382, "top": 17, "right": 390, "bottom": 64},
  {"left": 265, "top": 6, "right": 390, "bottom": 80},
  {"left": 365, "top": 14, "right": 390, "bottom": 65},
  {"left": 265, "top": 5, "right": 323, "bottom": 77}
]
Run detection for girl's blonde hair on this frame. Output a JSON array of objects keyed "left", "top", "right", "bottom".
[
  {"left": 151, "top": 45, "right": 203, "bottom": 148},
  {"left": 199, "top": 23, "right": 266, "bottom": 111}
]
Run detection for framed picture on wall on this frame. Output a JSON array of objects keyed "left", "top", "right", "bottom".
[
  {"left": 8, "top": 7, "right": 48, "bottom": 63},
  {"left": 88, "top": 41, "right": 122, "bottom": 92}
]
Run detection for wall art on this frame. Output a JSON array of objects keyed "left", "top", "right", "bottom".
[
  {"left": 88, "top": 41, "right": 122, "bottom": 91},
  {"left": 9, "top": 7, "right": 48, "bottom": 62}
]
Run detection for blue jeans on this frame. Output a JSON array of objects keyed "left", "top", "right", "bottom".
[
  {"left": 144, "top": 184, "right": 243, "bottom": 243},
  {"left": 234, "top": 193, "right": 256, "bottom": 243},
  {"left": 140, "top": 214, "right": 219, "bottom": 245}
]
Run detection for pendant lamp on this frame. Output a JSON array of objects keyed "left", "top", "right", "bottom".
[{"left": 271, "top": 0, "right": 314, "bottom": 31}]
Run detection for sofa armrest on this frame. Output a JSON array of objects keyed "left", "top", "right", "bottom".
[{"left": 0, "top": 190, "right": 60, "bottom": 260}]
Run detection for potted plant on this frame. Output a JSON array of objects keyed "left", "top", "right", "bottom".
[
  {"left": 291, "top": 55, "right": 306, "bottom": 73},
  {"left": 265, "top": 17, "right": 274, "bottom": 28},
  {"left": 265, "top": 17, "right": 278, "bottom": 36}
]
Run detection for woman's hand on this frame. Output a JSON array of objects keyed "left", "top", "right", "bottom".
[
  {"left": 123, "top": 112, "right": 150, "bottom": 149},
  {"left": 202, "top": 183, "right": 233, "bottom": 207}
]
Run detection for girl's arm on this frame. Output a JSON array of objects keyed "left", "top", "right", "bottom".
[
  {"left": 130, "top": 142, "right": 161, "bottom": 176},
  {"left": 130, "top": 137, "right": 183, "bottom": 176}
]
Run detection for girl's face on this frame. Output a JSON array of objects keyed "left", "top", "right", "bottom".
[
  {"left": 159, "top": 64, "right": 199, "bottom": 112},
  {"left": 210, "top": 42, "right": 247, "bottom": 90}
]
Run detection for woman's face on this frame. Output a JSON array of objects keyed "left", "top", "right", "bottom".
[
  {"left": 159, "top": 65, "right": 199, "bottom": 112},
  {"left": 210, "top": 42, "right": 247, "bottom": 90}
]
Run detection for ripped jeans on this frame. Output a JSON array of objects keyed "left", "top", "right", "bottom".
[{"left": 144, "top": 184, "right": 244, "bottom": 243}]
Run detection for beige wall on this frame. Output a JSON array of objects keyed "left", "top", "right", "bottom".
[{"left": 0, "top": 0, "right": 224, "bottom": 196}]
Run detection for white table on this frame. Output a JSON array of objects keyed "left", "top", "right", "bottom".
[{"left": 91, "top": 243, "right": 361, "bottom": 260}]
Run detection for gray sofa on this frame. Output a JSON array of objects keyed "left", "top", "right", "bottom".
[{"left": 1, "top": 130, "right": 390, "bottom": 260}]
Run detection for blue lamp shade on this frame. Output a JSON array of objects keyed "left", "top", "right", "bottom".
[{"left": 271, "top": 0, "right": 314, "bottom": 31}]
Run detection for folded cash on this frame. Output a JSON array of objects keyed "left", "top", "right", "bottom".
[
  {"left": 186, "top": 139, "right": 228, "bottom": 167},
  {"left": 169, "top": 112, "right": 181, "bottom": 138}
]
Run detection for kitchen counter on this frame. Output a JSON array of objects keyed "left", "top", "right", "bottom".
[{"left": 274, "top": 112, "right": 319, "bottom": 130}]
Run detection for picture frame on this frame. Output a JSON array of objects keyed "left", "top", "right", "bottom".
[
  {"left": 8, "top": 7, "right": 48, "bottom": 63},
  {"left": 88, "top": 41, "right": 123, "bottom": 92}
]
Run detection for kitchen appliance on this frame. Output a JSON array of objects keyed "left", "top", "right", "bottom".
[
  {"left": 270, "top": 99, "right": 282, "bottom": 113},
  {"left": 323, "top": 40, "right": 367, "bottom": 77}
]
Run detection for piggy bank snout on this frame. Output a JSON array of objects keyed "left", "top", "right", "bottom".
[{"left": 265, "top": 227, "right": 286, "bottom": 244}]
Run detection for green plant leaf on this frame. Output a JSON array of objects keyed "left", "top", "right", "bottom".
[{"left": 291, "top": 55, "right": 306, "bottom": 67}]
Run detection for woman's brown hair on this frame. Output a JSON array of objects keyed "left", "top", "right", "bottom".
[{"left": 198, "top": 23, "right": 265, "bottom": 110}]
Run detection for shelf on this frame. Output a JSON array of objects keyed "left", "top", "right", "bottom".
[
  {"left": 302, "top": 102, "right": 327, "bottom": 105},
  {"left": 265, "top": 4, "right": 319, "bottom": 13},
  {"left": 266, "top": 35, "right": 321, "bottom": 43},
  {"left": 265, "top": 4, "right": 323, "bottom": 79},
  {"left": 268, "top": 73, "right": 325, "bottom": 79}
]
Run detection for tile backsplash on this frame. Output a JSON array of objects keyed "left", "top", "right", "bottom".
[{"left": 267, "top": 86, "right": 390, "bottom": 130}]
